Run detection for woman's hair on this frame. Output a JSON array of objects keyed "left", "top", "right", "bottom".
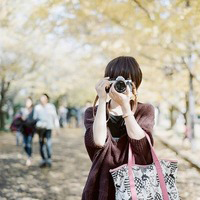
[
  {"left": 42, "top": 93, "right": 50, "bottom": 101},
  {"left": 26, "top": 96, "right": 34, "bottom": 108},
  {"left": 27, "top": 96, "right": 33, "bottom": 101},
  {"left": 92, "top": 56, "right": 143, "bottom": 121}
]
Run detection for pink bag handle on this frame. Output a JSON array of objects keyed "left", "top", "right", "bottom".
[{"left": 128, "top": 133, "right": 169, "bottom": 200}]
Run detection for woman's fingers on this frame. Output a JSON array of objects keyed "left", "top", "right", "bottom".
[
  {"left": 110, "top": 82, "right": 116, "bottom": 93},
  {"left": 99, "top": 81, "right": 110, "bottom": 89},
  {"left": 101, "top": 77, "right": 110, "bottom": 85},
  {"left": 126, "top": 85, "right": 131, "bottom": 97},
  {"left": 109, "top": 84, "right": 113, "bottom": 94},
  {"left": 109, "top": 91, "right": 113, "bottom": 98},
  {"left": 96, "top": 77, "right": 109, "bottom": 88},
  {"left": 101, "top": 79, "right": 110, "bottom": 86},
  {"left": 104, "top": 82, "right": 111, "bottom": 90},
  {"left": 95, "top": 77, "right": 110, "bottom": 100},
  {"left": 99, "top": 77, "right": 110, "bottom": 86},
  {"left": 109, "top": 90, "right": 115, "bottom": 100},
  {"left": 109, "top": 84, "right": 118, "bottom": 99}
]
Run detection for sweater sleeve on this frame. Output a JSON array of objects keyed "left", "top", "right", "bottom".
[
  {"left": 84, "top": 106, "right": 109, "bottom": 161},
  {"left": 127, "top": 103, "right": 155, "bottom": 163}
]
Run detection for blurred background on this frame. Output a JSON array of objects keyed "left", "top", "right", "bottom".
[{"left": 0, "top": 0, "right": 200, "bottom": 199}]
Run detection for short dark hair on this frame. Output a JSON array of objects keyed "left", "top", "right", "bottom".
[
  {"left": 93, "top": 56, "right": 142, "bottom": 119},
  {"left": 104, "top": 56, "right": 142, "bottom": 89},
  {"left": 26, "top": 96, "right": 34, "bottom": 107},
  {"left": 27, "top": 96, "right": 33, "bottom": 101},
  {"left": 42, "top": 93, "right": 50, "bottom": 101}
]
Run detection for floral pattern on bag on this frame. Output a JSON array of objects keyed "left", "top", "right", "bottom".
[{"left": 110, "top": 160, "right": 180, "bottom": 200}]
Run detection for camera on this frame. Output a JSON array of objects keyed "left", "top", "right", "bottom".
[{"left": 105, "top": 76, "right": 133, "bottom": 93}]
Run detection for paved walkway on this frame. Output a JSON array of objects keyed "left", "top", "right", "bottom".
[
  {"left": 0, "top": 128, "right": 199, "bottom": 199},
  {"left": 154, "top": 126, "right": 200, "bottom": 170}
]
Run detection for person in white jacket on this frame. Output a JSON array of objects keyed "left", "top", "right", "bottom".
[{"left": 34, "top": 93, "right": 60, "bottom": 167}]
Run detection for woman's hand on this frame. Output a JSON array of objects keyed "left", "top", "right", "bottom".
[
  {"left": 95, "top": 77, "right": 110, "bottom": 101},
  {"left": 93, "top": 77, "right": 110, "bottom": 147},
  {"left": 109, "top": 83, "right": 135, "bottom": 109}
]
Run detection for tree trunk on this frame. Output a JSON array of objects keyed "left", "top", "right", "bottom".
[
  {"left": 186, "top": 0, "right": 190, "bottom": 7},
  {"left": 183, "top": 93, "right": 189, "bottom": 139},
  {"left": 186, "top": 54, "right": 196, "bottom": 150},
  {"left": 169, "top": 105, "right": 177, "bottom": 129},
  {"left": 0, "top": 78, "right": 10, "bottom": 130},
  {"left": 188, "top": 73, "right": 195, "bottom": 140}
]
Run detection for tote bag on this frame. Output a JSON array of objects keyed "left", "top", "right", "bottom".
[{"left": 109, "top": 133, "right": 180, "bottom": 200}]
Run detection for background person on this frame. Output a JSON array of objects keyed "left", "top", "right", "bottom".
[
  {"left": 34, "top": 93, "right": 60, "bottom": 168},
  {"left": 20, "top": 97, "right": 36, "bottom": 166}
]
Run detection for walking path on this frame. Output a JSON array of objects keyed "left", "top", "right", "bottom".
[
  {"left": 0, "top": 128, "right": 199, "bottom": 199},
  {"left": 154, "top": 126, "right": 200, "bottom": 170}
]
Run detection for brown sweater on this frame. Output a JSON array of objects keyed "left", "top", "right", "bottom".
[{"left": 82, "top": 101, "right": 155, "bottom": 200}]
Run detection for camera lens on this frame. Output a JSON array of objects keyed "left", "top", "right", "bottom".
[{"left": 114, "top": 80, "right": 126, "bottom": 93}]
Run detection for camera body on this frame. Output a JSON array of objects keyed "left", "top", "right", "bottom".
[{"left": 105, "top": 76, "right": 133, "bottom": 93}]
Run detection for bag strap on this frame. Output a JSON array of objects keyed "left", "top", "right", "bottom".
[
  {"left": 128, "top": 133, "right": 169, "bottom": 200},
  {"left": 128, "top": 158, "right": 138, "bottom": 199}
]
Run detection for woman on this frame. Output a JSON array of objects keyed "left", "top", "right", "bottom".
[
  {"left": 82, "top": 56, "right": 155, "bottom": 199},
  {"left": 21, "top": 97, "right": 36, "bottom": 166}
]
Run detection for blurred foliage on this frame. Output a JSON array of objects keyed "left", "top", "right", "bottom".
[{"left": 0, "top": 0, "right": 200, "bottom": 111}]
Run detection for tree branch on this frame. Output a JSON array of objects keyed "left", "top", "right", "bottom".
[
  {"left": 131, "top": 0, "right": 153, "bottom": 20},
  {"left": 181, "top": 56, "right": 200, "bottom": 83}
]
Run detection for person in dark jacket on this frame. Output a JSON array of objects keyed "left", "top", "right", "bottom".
[
  {"left": 21, "top": 97, "right": 36, "bottom": 166},
  {"left": 10, "top": 112, "right": 23, "bottom": 146}
]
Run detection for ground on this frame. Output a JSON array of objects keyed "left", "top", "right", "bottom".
[{"left": 0, "top": 128, "right": 200, "bottom": 200}]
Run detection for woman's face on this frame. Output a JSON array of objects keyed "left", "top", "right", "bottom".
[
  {"left": 26, "top": 99, "right": 32, "bottom": 108},
  {"left": 40, "top": 95, "right": 48, "bottom": 105}
]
